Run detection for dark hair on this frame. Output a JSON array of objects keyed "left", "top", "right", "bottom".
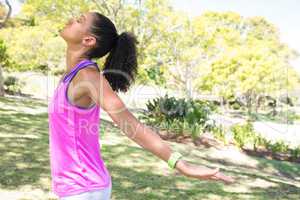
[{"left": 84, "top": 12, "right": 138, "bottom": 93}]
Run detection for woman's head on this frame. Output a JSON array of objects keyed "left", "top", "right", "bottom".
[
  {"left": 60, "top": 12, "right": 96, "bottom": 47},
  {"left": 60, "top": 11, "right": 138, "bottom": 93}
]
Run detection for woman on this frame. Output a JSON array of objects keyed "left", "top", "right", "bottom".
[{"left": 48, "top": 11, "right": 234, "bottom": 200}]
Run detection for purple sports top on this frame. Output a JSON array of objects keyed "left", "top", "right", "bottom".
[{"left": 48, "top": 59, "right": 112, "bottom": 198}]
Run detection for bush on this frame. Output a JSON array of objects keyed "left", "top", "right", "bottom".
[
  {"left": 253, "top": 135, "right": 268, "bottom": 150},
  {"left": 230, "top": 122, "right": 300, "bottom": 160},
  {"left": 3, "top": 75, "right": 25, "bottom": 95},
  {"left": 211, "top": 125, "right": 227, "bottom": 143},
  {"left": 231, "top": 122, "right": 257, "bottom": 148},
  {"left": 290, "top": 146, "right": 300, "bottom": 160},
  {"left": 268, "top": 140, "right": 289, "bottom": 154},
  {"left": 139, "top": 94, "right": 216, "bottom": 139}
]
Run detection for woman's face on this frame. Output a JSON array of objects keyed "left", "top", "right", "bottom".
[{"left": 60, "top": 12, "right": 95, "bottom": 45}]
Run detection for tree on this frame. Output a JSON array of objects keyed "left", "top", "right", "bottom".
[
  {"left": 10, "top": 0, "right": 179, "bottom": 85},
  {"left": 158, "top": 15, "right": 203, "bottom": 98},
  {"left": 196, "top": 12, "right": 300, "bottom": 114},
  {"left": 0, "top": 0, "right": 12, "bottom": 96}
]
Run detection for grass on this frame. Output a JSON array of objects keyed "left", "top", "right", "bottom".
[{"left": 0, "top": 95, "right": 300, "bottom": 200}]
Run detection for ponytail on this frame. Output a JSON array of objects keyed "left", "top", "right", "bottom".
[
  {"left": 103, "top": 32, "right": 138, "bottom": 93},
  {"left": 85, "top": 12, "right": 138, "bottom": 93}
]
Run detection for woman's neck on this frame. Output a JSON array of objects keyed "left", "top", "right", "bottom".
[{"left": 65, "top": 44, "right": 89, "bottom": 74}]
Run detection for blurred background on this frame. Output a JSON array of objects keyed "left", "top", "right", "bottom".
[{"left": 0, "top": 0, "right": 299, "bottom": 199}]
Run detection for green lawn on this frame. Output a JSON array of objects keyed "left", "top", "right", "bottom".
[{"left": 0, "top": 96, "right": 300, "bottom": 200}]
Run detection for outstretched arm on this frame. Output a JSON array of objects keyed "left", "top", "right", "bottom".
[{"left": 81, "top": 68, "right": 234, "bottom": 184}]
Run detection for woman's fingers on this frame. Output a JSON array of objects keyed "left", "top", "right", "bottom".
[
  {"left": 179, "top": 162, "right": 234, "bottom": 184},
  {"left": 211, "top": 172, "right": 235, "bottom": 184},
  {"left": 196, "top": 167, "right": 220, "bottom": 179}
]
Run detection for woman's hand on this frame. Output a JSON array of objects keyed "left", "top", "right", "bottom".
[{"left": 175, "top": 159, "right": 235, "bottom": 184}]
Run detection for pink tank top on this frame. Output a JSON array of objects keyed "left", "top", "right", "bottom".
[{"left": 48, "top": 59, "right": 112, "bottom": 198}]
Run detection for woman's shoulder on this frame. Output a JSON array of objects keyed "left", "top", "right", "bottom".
[{"left": 76, "top": 65, "right": 103, "bottom": 84}]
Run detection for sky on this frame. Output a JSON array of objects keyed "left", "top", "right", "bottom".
[{"left": 3, "top": 0, "right": 300, "bottom": 73}]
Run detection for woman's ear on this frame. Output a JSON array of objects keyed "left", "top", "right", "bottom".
[{"left": 82, "top": 36, "right": 96, "bottom": 48}]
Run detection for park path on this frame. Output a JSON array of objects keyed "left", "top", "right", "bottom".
[{"left": 211, "top": 114, "right": 300, "bottom": 147}]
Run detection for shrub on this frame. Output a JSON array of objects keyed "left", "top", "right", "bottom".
[
  {"left": 211, "top": 125, "right": 227, "bottom": 143},
  {"left": 231, "top": 122, "right": 257, "bottom": 148},
  {"left": 230, "top": 122, "right": 299, "bottom": 159},
  {"left": 140, "top": 94, "right": 216, "bottom": 139},
  {"left": 253, "top": 135, "right": 268, "bottom": 151},
  {"left": 3, "top": 75, "right": 25, "bottom": 95},
  {"left": 268, "top": 140, "right": 289, "bottom": 154},
  {"left": 290, "top": 146, "right": 300, "bottom": 160}
]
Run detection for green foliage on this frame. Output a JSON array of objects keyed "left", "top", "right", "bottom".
[
  {"left": 140, "top": 94, "right": 216, "bottom": 139},
  {"left": 1, "top": 0, "right": 178, "bottom": 83},
  {"left": 290, "top": 146, "right": 300, "bottom": 160},
  {"left": 0, "top": 26, "right": 65, "bottom": 72},
  {"left": 230, "top": 122, "right": 299, "bottom": 159},
  {"left": 268, "top": 140, "right": 289, "bottom": 154},
  {"left": 231, "top": 122, "right": 257, "bottom": 148},
  {"left": 3, "top": 75, "right": 25, "bottom": 95},
  {"left": 1, "top": 96, "right": 300, "bottom": 199},
  {"left": 211, "top": 125, "right": 227, "bottom": 143},
  {"left": 2, "top": 1, "right": 299, "bottom": 95},
  {"left": 253, "top": 134, "right": 268, "bottom": 150},
  {"left": 21, "top": 0, "right": 91, "bottom": 29},
  {"left": 144, "top": 66, "right": 166, "bottom": 85},
  {"left": 0, "top": 39, "right": 9, "bottom": 67},
  {"left": 196, "top": 12, "right": 300, "bottom": 114}
]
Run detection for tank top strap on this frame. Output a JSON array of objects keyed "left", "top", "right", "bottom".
[{"left": 63, "top": 60, "right": 99, "bottom": 83}]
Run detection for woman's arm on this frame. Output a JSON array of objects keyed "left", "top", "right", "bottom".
[{"left": 81, "top": 68, "right": 234, "bottom": 183}]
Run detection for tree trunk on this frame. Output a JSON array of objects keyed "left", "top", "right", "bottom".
[
  {"left": 0, "top": 0, "right": 12, "bottom": 28},
  {"left": 245, "top": 92, "right": 252, "bottom": 116}
]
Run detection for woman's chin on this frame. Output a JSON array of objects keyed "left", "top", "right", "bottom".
[
  {"left": 58, "top": 33, "right": 67, "bottom": 41},
  {"left": 59, "top": 29, "right": 66, "bottom": 38}
]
